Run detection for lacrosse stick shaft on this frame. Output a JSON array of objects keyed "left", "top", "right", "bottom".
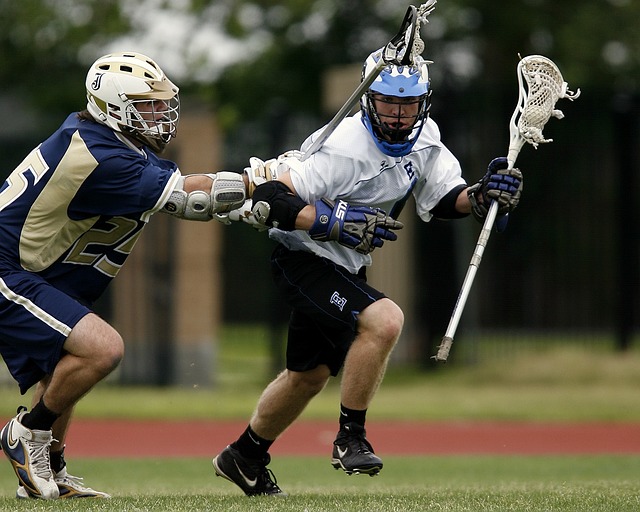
[
  {"left": 434, "top": 149, "right": 521, "bottom": 362},
  {"left": 301, "top": 58, "right": 386, "bottom": 161},
  {"left": 433, "top": 199, "right": 500, "bottom": 361}
]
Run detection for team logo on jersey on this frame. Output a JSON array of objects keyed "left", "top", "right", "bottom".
[
  {"left": 330, "top": 291, "right": 347, "bottom": 311},
  {"left": 404, "top": 161, "right": 416, "bottom": 181},
  {"left": 90, "top": 73, "right": 104, "bottom": 90},
  {"left": 380, "top": 159, "right": 417, "bottom": 184}
]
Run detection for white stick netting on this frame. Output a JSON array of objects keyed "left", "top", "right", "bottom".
[
  {"left": 512, "top": 55, "right": 581, "bottom": 148},
  {"left": 411, "top": 1, "right": 437, "bottom": 58}
]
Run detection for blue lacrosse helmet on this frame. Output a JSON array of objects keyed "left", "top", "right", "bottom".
[{"left": 360, "top": 48, "right": 431, "bottom": 157}]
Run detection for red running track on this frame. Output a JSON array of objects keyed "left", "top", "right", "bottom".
[{"left": 45, "top": 420, "right": 640, "bottom": 458}]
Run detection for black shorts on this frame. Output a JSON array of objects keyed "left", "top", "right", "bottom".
[{"left": 270, "top": 244, "right": 385, "bottom": 376}]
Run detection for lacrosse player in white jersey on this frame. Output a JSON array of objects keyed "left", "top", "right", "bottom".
[{"left": 213, "top": 47, "right": 523, "bottom": 496}]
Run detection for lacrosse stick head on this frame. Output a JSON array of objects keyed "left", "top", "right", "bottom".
[
  {"left": 383, "top": 1, "right": 437, "bottom": 66},
  {"left": 508, "top": 54, "right": 581, "bottom": 167}
]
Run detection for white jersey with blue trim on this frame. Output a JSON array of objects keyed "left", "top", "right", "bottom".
[
  {"left": 0, "top": 113, "right": 180, "bottom": 305},
  {"left": 269, "top": 112, "right": 466, "bottom": 274}
]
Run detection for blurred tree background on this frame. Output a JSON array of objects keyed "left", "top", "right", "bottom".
[
  {"left": 0, "top": 0, "right": 638, "bottom": 367},
  {"left": 2, "top": 0, "right": 637, "bottom": 129}
]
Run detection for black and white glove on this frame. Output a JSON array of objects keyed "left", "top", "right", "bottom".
[
  {"left": 309, "top": 198, "right": 403, "bottom": 255},
  {"left": 467, "top": 157, "right": 523, "bottom": 225}
]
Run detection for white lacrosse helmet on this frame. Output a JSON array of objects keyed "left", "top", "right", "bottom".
[
  {"left": 86, "top": 52, "right": 180, "bottom": 153},
  {"left": 360, "top": 48, "right": 431, "bottom": 157}
]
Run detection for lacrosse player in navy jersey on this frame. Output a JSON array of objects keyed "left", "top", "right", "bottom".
[
  {"left": 212, "top": 48, "right": 523, "bottom": 496},
  {"left": 0, "top": 52, "right": 252, "bottom": 499}
]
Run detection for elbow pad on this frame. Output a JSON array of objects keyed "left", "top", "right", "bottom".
[
  {"left": 251, "top": 181, "right": 306, "bottom": 231},
  {"left": 163, "top": 172, "right": 246, "bottom": 221},
  {"left": 430, "top": 184, "right": 469, "bottom": 219}
]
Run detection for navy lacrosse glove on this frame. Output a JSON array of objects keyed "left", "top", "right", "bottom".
[
  {"left": 467, "top": 157, "right": 523, "bottom": 229},
  {"left": 309, "top": 198, "right": 403, "bottom": 255}
]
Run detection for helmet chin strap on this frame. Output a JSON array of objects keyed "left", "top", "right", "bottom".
[{"left": 121, "top": 123, "right": 168, "bottom": 154}]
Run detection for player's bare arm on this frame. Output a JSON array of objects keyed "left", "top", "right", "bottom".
[{"left": 455, "top": 187, "right": 473, "bottom": 215}]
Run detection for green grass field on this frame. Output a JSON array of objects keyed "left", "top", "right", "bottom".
[
  {"left": 1, "top": 456, "right": 639, "bottom": 511},
  {"left": 0, "top": 328, "right": 639, "bottom": 510}
]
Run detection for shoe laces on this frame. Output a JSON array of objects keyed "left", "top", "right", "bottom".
[
  {"left": 25, "top": 436, "right": 54, "bottom": 481},
  {"left": 241, "top": 455, "right": 279, "bottom": 490},
  {"left": 351, "top": 435, "right": 374, "bottom": 454},
  {"left": 259, "top": 467, "right": 280, "bottom": 491},
  {"left": 338, "top": 425, "right": 375, "bottom": 454},
  {"left": 56, "top": 471, "right": 87, "bottom": 489},
  {"left": 240, "top": 452, "right": 271, "bottom": 476}
]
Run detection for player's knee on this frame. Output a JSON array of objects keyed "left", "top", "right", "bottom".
[
  {"left": 64, "top": 315, "right": 124, "bottom": 376},
  {"left": 95, "top": 332, "right": 124, "bottom": 376},
  {"left": 287, "top": 368, "right": 330, "bottom": 397},
  {"left": 360, "top": 299, "right": 404, "bottom": 348}
]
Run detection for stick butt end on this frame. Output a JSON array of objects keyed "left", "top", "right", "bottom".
[{"left": 432, "top": 336, "right": 453, "bottom": 362}]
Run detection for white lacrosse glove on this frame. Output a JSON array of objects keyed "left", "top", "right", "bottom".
[
  {"left": 223, "top": 151, "right": 305, "bottom": 229},
  {"left": 279, "top": 149, "right": 304, "bottom": 161},
  {"left": 244, "top": 151, "right": 305, "bottom": 197},
  {"left": 245, "top": 157, "right": 278, "bottom": 197},
  {"left": 214, "top": 199, "right": 269, "bottom": 231}
]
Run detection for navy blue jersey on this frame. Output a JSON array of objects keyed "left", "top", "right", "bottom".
[{"left": 0, "top": 113, "right": 180, "bottom": 305}]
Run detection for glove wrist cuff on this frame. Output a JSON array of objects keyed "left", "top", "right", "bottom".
[
  {"left": 466, "top": 184, "right": 486, "bottom": 223},
  {"left": 309, "top": 199, "right": 335, "bottom": 239}
]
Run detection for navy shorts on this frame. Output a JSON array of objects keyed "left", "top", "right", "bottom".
[
  {"left": 270, "top": 244, "right": 385, "bottom": 376},
  {"left": 0, "top": 271, "right": 90, "bottom": 394}
]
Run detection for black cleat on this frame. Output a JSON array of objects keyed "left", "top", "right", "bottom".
[
  {"left": 331, "top": 422, "right": 383, "bottom": 476},
  {"left": 212, "top": 446, "right": 286, "bottom": 496}
]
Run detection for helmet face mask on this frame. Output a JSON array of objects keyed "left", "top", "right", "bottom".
[
  {"left": 86, "top": 52, "right": 180, "bottom": 153},
  {"left": 121, "top": 96, "right": 179, "bottom": 151},
  {"left": 360, "top": 49, "right": 431, "bottom": 157},
  {"left": 365, "top": 93, "right": 429, "bottom": 148}
]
